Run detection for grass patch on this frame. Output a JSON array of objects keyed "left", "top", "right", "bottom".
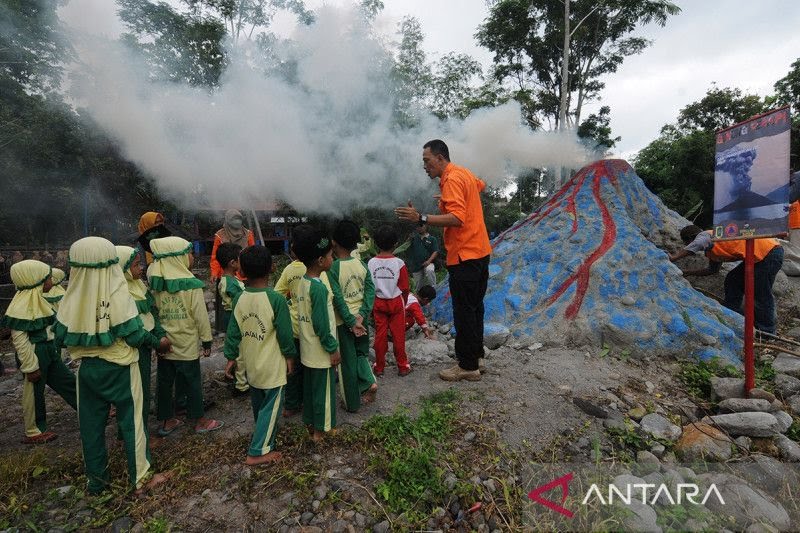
[{"left": 678, "top": 358, "right": 742, "bottom": 400}]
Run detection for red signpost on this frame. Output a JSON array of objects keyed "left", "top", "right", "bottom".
[{"left": 743, "top": 239, "right": 755, "bottom": 396}]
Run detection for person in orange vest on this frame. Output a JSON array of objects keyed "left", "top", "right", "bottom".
[
  {"left": 670, "top": 225, "right": 784, "bottom": 334},
  {"left": 789, "top": 200, "right": 800, "bottom": 248},
  {"left": 210, "top": 210, "right": 255, "bottom": 282}
]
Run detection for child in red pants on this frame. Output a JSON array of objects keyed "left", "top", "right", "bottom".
[{"left": 367, "top": 226, "right": 411, "bottom": 377}]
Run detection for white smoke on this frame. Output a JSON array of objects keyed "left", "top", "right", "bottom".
[{"left": 66, "top": 4, "right": 589, "bottom": 213}]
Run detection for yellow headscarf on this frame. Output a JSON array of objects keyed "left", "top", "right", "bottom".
[
  {"left": 147, "top": 236, "right": 205, "bottom": 293},
  {"left": 44, "top": 268, "right": 66, "bottom": 304},
  {"left": 55, "top": 237, "right": 141, "bottom": 346},
  {"left": 0, "top": 260, "right": 54, "bottom": 331}
]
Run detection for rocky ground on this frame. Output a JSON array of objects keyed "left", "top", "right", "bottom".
[{"left": 2, "top": 275, "right": 800, "bottom": 531}]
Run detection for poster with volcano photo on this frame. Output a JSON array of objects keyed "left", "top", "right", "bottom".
[{"left": 713, "top": 107, "right": 791, "bottom": 239}]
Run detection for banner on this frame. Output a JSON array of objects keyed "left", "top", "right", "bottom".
[{"left": 713, "top": 106, "right": 791, "bottom": 238}]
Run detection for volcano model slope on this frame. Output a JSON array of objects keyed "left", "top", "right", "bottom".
[{"left": 431, "top": 159, "right": 744, "bottom": 364}]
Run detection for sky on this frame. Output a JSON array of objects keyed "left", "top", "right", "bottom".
[{"left": 59, "top": 0, "right": 800, "bottom": 160}]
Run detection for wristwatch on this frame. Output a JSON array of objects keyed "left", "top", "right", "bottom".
[{"left": 418, "top": 214, "right": 428, "bottom": 225}]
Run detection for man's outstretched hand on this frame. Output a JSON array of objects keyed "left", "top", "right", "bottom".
[{"left": 395, "top": 200, "right": 419, "bottom": 223}]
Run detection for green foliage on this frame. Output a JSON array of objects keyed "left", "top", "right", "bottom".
[
  {"left": 786, "top": 418, "right": 800, "bottom": 442},
  {"left": 678, "top": 358, "right": 742, "bottom": 399},
  {"left": 577, "top": 105, "right": 620, "bottom": 155},
  {"left": 363, "top": 389, "right": 458, "bottom": 514}
]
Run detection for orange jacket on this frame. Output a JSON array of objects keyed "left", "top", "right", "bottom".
[
  {"left": 704, "top": 231, "right": 780, "bottom": 263},
  {"left": 210, "top": 231, "right": 255, "bottom": 280},
  {"left": 789, "top": 201, "right": 800, "bottom": 230},
  {"left": 438, "top": 162, "right": 492, "bottom": 266}
]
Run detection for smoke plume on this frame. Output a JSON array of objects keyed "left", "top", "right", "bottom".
[{"left": 67, "top": 4, "right": 590, "bottom": 213}]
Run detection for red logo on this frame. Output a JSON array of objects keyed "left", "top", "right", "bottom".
[
  {"left": 528, "top": 472, "right": 574, "bottom": 518},
  {"left": 725, "top": 223, "right": 739, "bottom": 237}
]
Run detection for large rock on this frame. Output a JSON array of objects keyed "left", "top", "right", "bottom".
[
  {"left": 774, "top": 434, "right": 800, "bottom": 462},
  {"left": 611, "top": 475, "right": 660, "bottom": 532},
  {"left": 698, "top": 473, "right": 790, "bottom": 531},
  {"left": 787, "top": 394, "right": 800, "bottom": 414},
  {"left": 640, "top": 413, "right": 681, "bottom": 442},
  {"left": 773, "top": 411, "right": 793, "bottom": 433},
  {"left": 706, "top": 412, "right": 781, "bottom": 437},
  {"left": 710, "top": 377, "right": 745, "bottom": 401},
  {"left": 774, "top": 373, "right": 800, "bottom": 399},
  {"left": 674, "top": 423, "right": 733, "bottom": 462},
  {"left": 483, "top": 323, "right": 510, "bottom": 350},
  {"left": 430, "top": 160, "right": 743, "bottom": 363},
  {"left": 717, "top": 398, "right": 774, "bottom": 414},
  {"left": 772, "top": 354, "right": 800, "bottom": 377},
  {"left": 404, "top": 338, "right": 451, "bottom": 366}
]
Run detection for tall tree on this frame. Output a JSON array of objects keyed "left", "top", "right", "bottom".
[
  {"left": 634, "top": 86, "right": 766, "bottom": 227},
  {"left": 392, "top": 16, "right": 432, "bottom": 128},
  {"left": 477, "top": 0, "right": 680, "bottom": 130},
  {"left": 430, "top": 52, "right": 483, "bottom": 120},
  {"left": 770, "top": 57, "right": 800, "bottom": 170},
  {"left": 181, "top": 0, "right": 314, "bottom": 44}
]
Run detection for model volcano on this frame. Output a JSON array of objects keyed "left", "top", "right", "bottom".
[{"left": 431, "top": 159, "right": 744, "bottom": 364}]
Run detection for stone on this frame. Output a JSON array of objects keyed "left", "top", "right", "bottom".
[
  {"left": 373, "top": 521, "right": 391, "bottom": 533},
  {"left": 772, "top": 354, "right": 800, "bottom": 377},
  {"left": 775, "top": 373, "right": 800, "bottom": 398},
  {"left": 743, "top": 455, "right": 791, "bottom": 493},
  {"left": 699, "top": 473, "right": 790, "bottom": 531},
  {"left": 464, "top": 431, "right": 476, "bottom": 442},
  {"left": 483, "top": 479, "right": 497, "bottom": 493},
  {"left": 717, "top": 398, "right": 773, "bottom": 414},
  {"left": 734, "top": 436, "right": 752, "bottom": 451},
  {"left": 404, "top": 338, "right": 451, "bottom": 366},
  {"left": 438, "top": 323, "right": 452, "bottom": 335},
  {"left": 55, "top": 485, "right": 74, "bottom": 497},
  {"left": 528, "top": 342, "right": 543, "bottom": 351},
  {"left": 311, "top": 500, "right": 320, "bottom": 511},
  {"left": 331, "top": 520, "right": 350, "bottom": 533},
  {"left": 634, "top": 450, "right": 660, "bottom": 475},
  {"left": 484, "top": 325, "right": 510, "bottom": 350},
  {"left": 639, "top": 413, "right": 681, "bottom": 441},
  {"left": 707, "top": 412, "right": 781, "bottom": 437},
  {"left": 774, "top": 434, "right": 800, "bottom": 462},
  {"left": 748, "top": 388, "right": 776, "bottom": 403},
  {"left": 313, "top": 485, "right": 328, "bottom": 500},
  {"left": 773, "top": 411, "right": 793, "bottom": 433},
  {"left": 573, "top": 397, "right": 611, "bottom": 419},
  {"left": 649, "top": 443, "right": 666, "bottom": 458},
  {"left": 787, "top": 394, "right": 800, "bottom": 414},
  {"left": 745, "top": 524, "right": 779, "bottom": 533},
  {"left": 627, "top": 407, "right": 647, "bottom": 421},
  {"left": 786, "top": 326, "right": 800, "bottom": 341},
  {"left": 674, "top": 423, "right": 733, "bottom": 462},
  {"left": 645, "top": 381, "right": 655, "bottom": 394},
  {"left": 111, "top": 517, "right": 133, "bottom": 533},
  {"left": 300, "top": 512, "right": 314, "bottom": 525},
  {"left": 355, "top": 513, "right": 368, "bottom": 528},
  {"left": 444, "top": 473, "right": 458, "bottom": 490},
  {"left": 710, "top": 377, "right": 745, "bottom": 400}
]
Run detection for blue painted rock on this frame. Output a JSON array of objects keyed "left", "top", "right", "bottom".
[{"left": 431, "top": 159, "right": 743, "bottom": 364}]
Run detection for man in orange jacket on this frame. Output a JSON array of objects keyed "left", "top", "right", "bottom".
[
  {"left": 670, "top": 225, "right": 784, "bottom": 334},
  {"left": 395, "top": 139, "right": 492, "bottom": 382}
]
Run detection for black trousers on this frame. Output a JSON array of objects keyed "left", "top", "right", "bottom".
[{"left": 448, "top": 255, "right": 490, "bottom": 371}]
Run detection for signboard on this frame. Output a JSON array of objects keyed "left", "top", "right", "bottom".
[{"left": 713, "top": 107, "right": 791, "bottom": 239}]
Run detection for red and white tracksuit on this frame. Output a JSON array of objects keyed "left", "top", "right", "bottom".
[{"left": 367, "top": 255, "right": 409, "bottom": 374}]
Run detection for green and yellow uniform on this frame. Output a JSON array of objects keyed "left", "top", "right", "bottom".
[
  {"left": 1, "top": 261, "right": 77, "bottom": 439},
  {"left": 54, "top": 237, "right": 161, "bottom": 494},
  {"left": 224, "top": 288, "right": 297, "bottom": 456},
  {"left": 273, "top": 261, "right": 332, "bottom": 411},
  {"left": 116, "top": 246, "right": 165, "bottom": 427},
  {"left": 147, "top": 237, "right": 212, "bottom": 421},
  {"left": 328, "top": 257, "right": 376, "bottom": 412},
  {"left": 296, "top": 275, "right": 338, "bottom": 432},
  {"left": 219, "top": 274, "right": 246, "bottom": 391}
]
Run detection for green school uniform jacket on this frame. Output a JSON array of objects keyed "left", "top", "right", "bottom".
[
  {"left": 327, "top": 257, "right": 375, "bottom": 327},
  {"left": 219, "top": 275, "right": 245, "bottom": 312},
  {"left": 223, "top": 288, "right": 297, "bottom": 390},
  {"left": 152, "top": 287, "right": 212, "bottom": 361},
  {"left": 295, "top": 275, "right": 338, "bottom": 368}
]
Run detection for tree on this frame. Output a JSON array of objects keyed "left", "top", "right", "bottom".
[
  {"left": 181, "top": 0, "right": 314, "bottom": 44},
  {"left": 391, "top": 16, "right": 433, "bottom": 128},
  {"left": 770, "top": 57, "right": 800, "bottom": 170},
  {"left": 634, "top": 86, "right": 766, "bottom": 227},
  {"left": 477, "top": 0, "right": 680, "bottom": 130},
  {"left": 577, "top": 105, "right": 620, "bottom": 156},
  {"left": 430, "top": 52, "right": 483, "bottom": 120}
]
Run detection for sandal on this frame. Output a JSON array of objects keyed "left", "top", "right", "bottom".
[
  {"left": 23, "top": 432, "right": 58, "bottom": 444},
  {"left": 157, "top": 419, "right": 184, "bottom": 437},
  {"left": 195, "top": 419, "right": 224, "bottom": 434}
]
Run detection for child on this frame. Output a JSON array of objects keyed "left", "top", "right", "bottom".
[
  {"left": 116, "top": 245, "right": 166, "bottom": 430},
  {"left": 216, "top": 242, "right": 247, "bottom": 395},
  {"left": 43, "top": 268, "right": 66, "bottom": 311},
  {"left": 293, "top": 227, "right": 340, "bottom": 441},
  {"left": 329, "top": 220, "right": 377, "bottom": 411},
  {"left": 223, "top": 246, "right": 297, "bottom": 465},
  {"left": 367, "top": 225, "right": 411, "bottom": 377},
  {"left": 405, "top": 285, "right": 436, "bottom": 339},
  {"left": 53, "top": 237, "right": 170, "bottom": 495},
  {"left": 1, "top": 260, "right": 77, "bottom": 444},
  {"left": 273, "top": 225, "right": 333, "bottom": 417},
  {"left": 148, "top": 236, "right": 223, "bottom": 435}
]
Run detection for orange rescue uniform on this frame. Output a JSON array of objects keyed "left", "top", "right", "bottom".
[
  {"left": 704, "top": 231, "right": 780, "bottom": 263},
  {"left": 789, "top": 201, "right": 800, "bottom": 230},
  {"left": 438, "top": 162, "right": 492, "bottom": 266}
]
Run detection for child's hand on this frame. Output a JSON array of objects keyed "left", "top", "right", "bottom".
[
  {"left": 352, "top": 324, "right": 367, "bottom": 337},
  {"left": 423, "top": 327, "right": 434, "bottom": 339},
  {"left": 330, "top": 351, "right": 341, "bottom": 367},
  {"left": 224, "top": 360, "right": 236, "bottom": 380},
  {"left": 157, "top": 337, "right": 171, "bottom": 354},
  {"left": 202, "top": 348, "right": 211, "bottom": 358},
  {"left": 286, "top": 358, "right": 295, "bottom": 375},
  {"left": 26, "top": 369, "right": 42, "bottom": 383}
]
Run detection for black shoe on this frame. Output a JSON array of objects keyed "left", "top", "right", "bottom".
[{"left": 232, "top": 387, "right": 249, "bottom": 398}]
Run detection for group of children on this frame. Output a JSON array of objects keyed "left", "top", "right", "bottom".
[{"left": 0, "top": 220, "right": 437, "bottom": 495}]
